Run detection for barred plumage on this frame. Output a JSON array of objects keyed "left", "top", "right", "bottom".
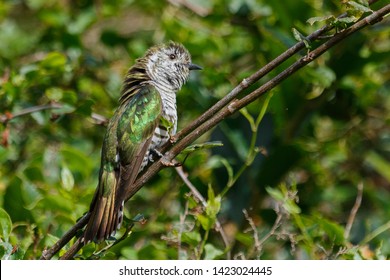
[{"left": 83, "top": 42, "right": 201, "bottom": 244}]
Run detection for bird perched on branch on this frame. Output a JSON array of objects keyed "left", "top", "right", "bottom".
[{"left": 83, "top": 42, "right": 201, "bottom": 244}]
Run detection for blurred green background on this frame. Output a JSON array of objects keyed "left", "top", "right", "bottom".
[{"left": 0, "top": 0, "right": 389, "bottom": 260}]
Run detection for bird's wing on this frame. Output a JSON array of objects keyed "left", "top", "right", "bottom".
[{"left": 84, "top": 84, "right": 162, "bottom": 243}]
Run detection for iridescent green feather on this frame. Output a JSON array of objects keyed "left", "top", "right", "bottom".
[{"left": 84, "top": 85, "right": 162, "bottom": 243}]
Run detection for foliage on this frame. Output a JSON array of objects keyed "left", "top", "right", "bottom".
[{"left": 0, "top": 0, "right": 390, "bottom": 260}]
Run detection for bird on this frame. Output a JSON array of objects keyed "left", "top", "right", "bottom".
[{"left": 83, "top": 42, "right": 201, "bottom": 244}]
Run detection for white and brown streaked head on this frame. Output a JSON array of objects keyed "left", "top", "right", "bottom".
[
  {"left": 121, "top": 42, "right": 201, "bottom": 102},
  {"left": 144, "top": 42, "right": 201, "bottom": 91}
]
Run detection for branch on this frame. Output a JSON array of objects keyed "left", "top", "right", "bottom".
[
  {"left": 40, "top": 213, "right": 90, "bottom": 260},
  {"left": 0, "top": 103, "right": 108, "bottom": 126},
  {"left": 42, "top": 2, "right": 390, "bottom": 259},
  {"left": 127, "top": 4, "right": 390, "bottom": 203},
  {"left": 167, "top": 0, "right": 380, "bottom": 146},
  {"left": 0, "top": 104, "right": 62, "bottom": 124}
]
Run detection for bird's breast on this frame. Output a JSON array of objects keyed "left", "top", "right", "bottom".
[{"left": 150, "top": 109, "right": 177, "bottom": 149}]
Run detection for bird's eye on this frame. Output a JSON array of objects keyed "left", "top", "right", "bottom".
[{"left": 169, "top": 54, "right": 176, "bottom": 60}]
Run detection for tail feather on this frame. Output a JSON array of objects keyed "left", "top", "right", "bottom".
[
  {"left": 84, "top": 179, "right": 123, "bottom": 244},
  {"left": 83, "top": 131, "right": 155, "bottom": 244}
]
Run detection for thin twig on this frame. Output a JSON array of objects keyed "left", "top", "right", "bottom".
[
  {"left": 0, "top": 104, "right": 62, "bottom": 124},
  {"left": 258, "top": 207, "right": 284, "bottom": 248},
  {"left": 243, "top": 206, "right": 284, "bottom": 259},
  {"left": 59, "top": 238, "right": 84, "bottom": 260},
  {"left": 40, "top": 213, "right": 90, "bottom": 260},
  {"left": 243, "top": 209, "right": 261, "bottom": 257},
  {"left": 91, "top": 112, "right": 109, "bottom": 125},
  {"left": 344, "top": 182, "right": 364, "bottom": 240},
  {"left": 0, "top": 103, "right": 108, "bottom": 126}
]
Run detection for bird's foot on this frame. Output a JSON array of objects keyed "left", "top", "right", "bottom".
[
  {"left": 161, "top": 158, "right": 182, "bottom": 167},
  {"left": 150, "top": 149, "right": 181, "bottom": 167},
  {"left": 169, "top": 135, "right": 177, "bottom": 144}
]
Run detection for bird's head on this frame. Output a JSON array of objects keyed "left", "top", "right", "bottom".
[{"left": 144, "top": 42, "right": 201, "bottom": 91}]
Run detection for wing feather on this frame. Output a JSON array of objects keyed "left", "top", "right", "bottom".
[{"left": 84, "top": 84, "right": 162, "bottom": 243}]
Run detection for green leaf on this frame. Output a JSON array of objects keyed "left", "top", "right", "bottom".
[
  {"left": 45, "top": 87, "right": 63, "bottom": 101},
  {"left": 314, "top": 66, "right": 336, "bottom": 88},
  {"left": 198, "top": 186, "right": 221, "bottom": 231},
  {"left": 23, "top": 165, "right": 44, "bottom": 182},
  {"left": 60, "top": 145, "right": 93, "bottom": 178},
  {"left": 40, "top": 52, "right": 67, "bottom": 70},
  {"left": 235, "top": 232, "right": 253, "bottom": 246},
  {"left": 75, "top": 99, "right": 95, "bottom": 116},
  {"left": 284, "top": 199, "right": 301, "bottom": 214},
  {"left": 22, "top": 181, "right": 43, "bottom": 210},
  {"left": 240, "top": 107, "right": 255, "bottom": 131},
  {"left": 61, "top": 165, "right": 74, "bottom": 191},
  {"left": 197, "top": 214, "right": 213, "bottom": 231},
  {"left": 8, "top": 246, "right": 25, "bottom": 260},
  {"left": 365, "top": 151, "right": 390, "bottom": 182},
  {"left": 67, "top": 8, "right": 96, "bottom": 34},
  {"left": 0, "top": 241, "right": 13, "bottom": 260},
  {"left": 208, "top": 183, "right": 215, "bottom": 202},
  {"left": 0, "top": 20, "right": 40, "bottom": 59},
  {"left": 181, "top": 141, "right": 223, "bottom": 155},
  {"left": 181, "top": 231, "right": 201, "bottom": 247},
  {"left": 347, "top": 1, "right": 372, "bottom": 14},
  {"left": 307, "top": 15, "right": 335, "bottom": 25},
  {"left": 44, "top": 194, "right": 73, "bottom": 212},
  {"left": 265, "top": 186, "right": 284, "bottom": 201},
  {"left": 205, "top": 185, "right": 221, "bottom": 220},
  {"left": 315, "top": 216, "right": 346, "bottom": 245},
  {"left": 292, "top": 28, "right": 311, "bottom": 49},
  {"left": 186, "top": 195, "right": 199, "bottom": 209},
  {"left": 220, "top": 158, "right": 234, "bottom": 186},
  {"left": 43, "top": 234, "right": 60, "bottom": 248},
  {"left": 204, "top": 243, "right": 224, "bottom": 260},
  {"left": 61, "top": 90, "right": 78, "bottom": 105},
  {"left": 0, "top": 208, "right": 12, "bottom": 242},
  {"left": 159, "top": 116, "right": 174, "bottom": 130},
  {"left": 121, "top": 247, "right": 138, "bottom": 260},
  {"left": 332, "top": 16, "right": 357, "bottom": 30},
  {"left": 3, "top": 177, "right": 34, "bottom": 222}
]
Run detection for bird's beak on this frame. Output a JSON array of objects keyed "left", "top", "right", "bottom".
[{"left": 188, "top": 63, "right": 202, "bottom": 70}]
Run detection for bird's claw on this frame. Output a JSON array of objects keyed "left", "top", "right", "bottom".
[
  {"left": 150, "top": 149, "right": 181, "bottom": 167},
  {"left": 169, "top": 135, "right": 177, "bottom": 144},
  {"left": 161, "top": 158, "right": 182, "bottom": 167}
]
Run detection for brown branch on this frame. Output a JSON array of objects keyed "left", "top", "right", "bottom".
[
  {"left": 40, "top": 213, "right": 90, "bottom": 260},
  {"left": 41, "top": 2, "right": 389, "bottom": 259},
  {"left": 242, "top": 209, "right": 261, "bottom": 258},
  {"left": 59, "top": 238, "right": 84, "bottom": 260},
  {"left": 1, "top": 103, "right": 108, "bottom": 126},
  {"left": 242, "top": 206, "right": 284, "bottom": 259},
  {"left": 1, "top": 104, "right": 62, "bottom": 124},
  {"left": 166, "top": 0, "right": 380, "bottom": 147}
]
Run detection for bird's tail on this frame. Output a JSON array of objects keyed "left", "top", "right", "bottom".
[{"left": 83, "top": 178, "right": 123, "bottom": 244}]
